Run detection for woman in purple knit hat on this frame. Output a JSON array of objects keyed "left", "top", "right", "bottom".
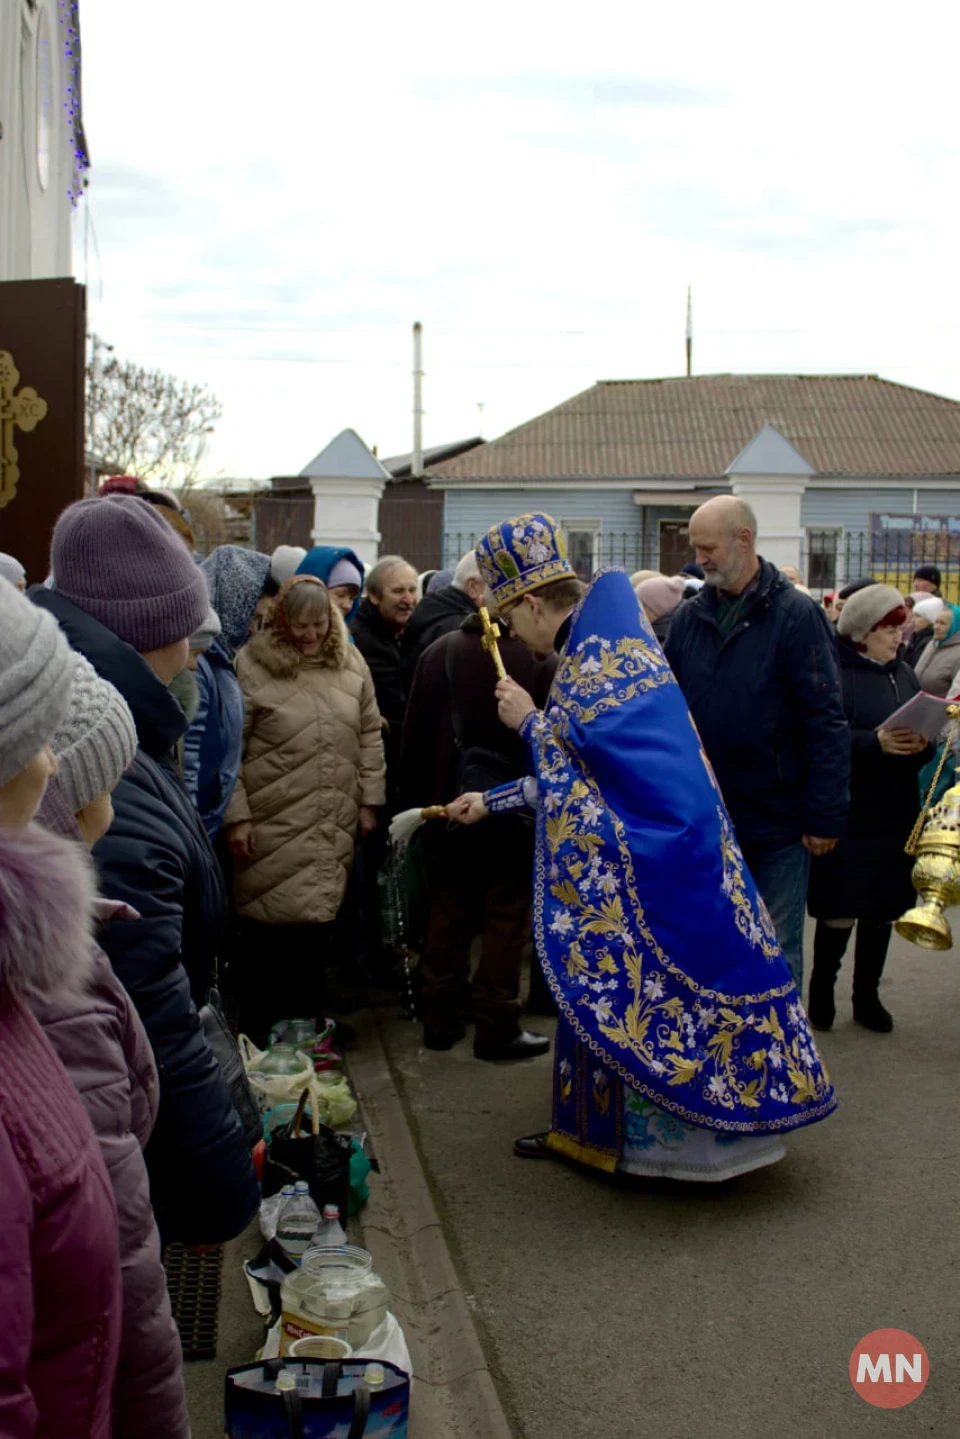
[{"left": 30, "top": 496, "right": 259, "bottom": 1248}]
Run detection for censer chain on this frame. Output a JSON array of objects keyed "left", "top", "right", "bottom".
[{"left": 905, "top": 710, "right": 960, "bottom": 856}]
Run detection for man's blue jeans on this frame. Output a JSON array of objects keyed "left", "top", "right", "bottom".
[{"left": 740, "top": 841, "right": 811, "bottom": 992}]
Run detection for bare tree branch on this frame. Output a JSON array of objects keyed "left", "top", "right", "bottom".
[{"left": 86, "top": 352, "right": 223, "bottom": 488}]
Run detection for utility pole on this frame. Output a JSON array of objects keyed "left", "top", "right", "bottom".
[
  {"left": 412, "top": 321, "right": 424, "bottom": 478},
  {"left": 685, "top": 286, "right": 693, "bottom": 378},
  {"left": 86, "top": 332, "right": 113, "bottom": 495}
]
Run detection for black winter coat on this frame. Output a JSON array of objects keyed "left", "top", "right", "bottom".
[
  {"left": 350, "top": 598, "right": 412, "bottom": 809},
  {"left": 400, "top": 613, "right": 557, "bottom": 810},
  {"left": 807, "top": 641, "right": 931, "bottom": 921},
  {"left": 665, "top": 560, "right": 850, "bottom": 847},
  {"left": 29, "top": 588, "right": 259, "bottom": 1246},
  {"left": 400, "top": 614, "right": 556, "bottom": 868},
  {"left": 401, "top": 585, "right": 476, "bottom": 693}
]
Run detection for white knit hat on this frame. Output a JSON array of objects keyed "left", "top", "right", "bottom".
[
  {"left": 837, "top": 584, "right": 906, "bottom": 644},
  {"left": 0, "top": 552, "right": 26, "bottom": 588},
  {"left": 270, "top": 545, "right": 307, "bottom": 585},
  {"left": 914, "top": 596, "right": 945, "bottom": 623},
  {"left": 50, "top": 655, "right": 138, "bottom": 814},
  {"left": 0, "top": 583, "right": 74, "bottom": 787}
]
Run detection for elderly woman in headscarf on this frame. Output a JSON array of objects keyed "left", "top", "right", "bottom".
[
  {"left": 807, "top": 585, "right": 931, "bottom": 1035},
  {"left": 913, "top": 601, "right": 960, "bottom": 695},
  {"left": 902, "top": 593, "right": 942, "bottom": 670},
  {"left": 223, "top": 576, "right": 386, "bottom": 1041}
]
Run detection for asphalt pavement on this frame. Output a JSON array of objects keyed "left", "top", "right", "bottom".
[{"left": 378, "top": 928, "right": 959, "bottom": 1438}]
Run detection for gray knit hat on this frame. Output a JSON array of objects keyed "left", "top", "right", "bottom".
[
  {"left": 50, "top": 655, "right": 137, "bottom": 814},
  {"left": 200, "top": 545, "right": 271, "bottom": 650},
  {"left": 0, "top": 582, "right": 75, "bottom": 786},
  {"left": 837, "top": 584, "right": 907, "bottom": 644},
  {"left": 51, "top": 495, "right": 209, "bottom": 651},
  {"left": 189, "top": 607, "right": 222, "bottom": 654}
]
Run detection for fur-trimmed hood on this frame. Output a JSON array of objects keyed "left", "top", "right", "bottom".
[
  {"left": 0, "top": 822, "right": 97, "bottom": 996},
  {"left": 245, "top": 602, "right": 349, "bottom": 681}
]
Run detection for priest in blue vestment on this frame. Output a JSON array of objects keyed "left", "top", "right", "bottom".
[{"left": 447, "top": 512, "right": 837, "bottom": 1181}]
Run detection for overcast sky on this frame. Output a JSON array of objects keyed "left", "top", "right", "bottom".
[{"left": 78, "top": 0, "right": 960, "bottom": 480}]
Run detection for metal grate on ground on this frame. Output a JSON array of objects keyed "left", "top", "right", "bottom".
[{"left": 163, "top": 1243, "right": 224, "bottom": 1361}]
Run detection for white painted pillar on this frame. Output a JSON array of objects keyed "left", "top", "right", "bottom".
[
  {"left": 728, "top": 475, "right": 808, "bottom": 572},
  {"left": 309, "top": 476, "right": 385, "bottom": 570}
]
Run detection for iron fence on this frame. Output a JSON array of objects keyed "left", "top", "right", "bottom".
[
  {"left": 801, "top": 529, "right": 960, "bottom": 600},
  {"left": 444, "top": 528, "right": 960, "bottom": 600},
  {"left": 443, "top": 531, "right": 667, "bottom": 580}
]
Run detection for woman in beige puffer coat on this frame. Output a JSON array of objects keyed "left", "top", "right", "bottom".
[{"left": 225, "top": 576, "right": 385, "bottom": 1039}]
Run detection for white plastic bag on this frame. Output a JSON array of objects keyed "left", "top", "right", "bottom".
[
  {"left": 354, "top": 1312, "right": 412, "bottom": 1378},
  {"left": 256, "top": 1312, "right": 411, "bottom": 1377}
]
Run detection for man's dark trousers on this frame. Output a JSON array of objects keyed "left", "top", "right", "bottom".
[{"left": 420, "top": 828, "right": 533, "bottom": 1044}]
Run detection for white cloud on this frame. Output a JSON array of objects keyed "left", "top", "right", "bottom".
[{"left": 76, "top": 0, "right": 960, "bottom": 478}]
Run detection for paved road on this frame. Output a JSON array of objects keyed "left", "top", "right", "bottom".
[{"left": 380, "top": 930, "right": 959, "bottom": 1438}]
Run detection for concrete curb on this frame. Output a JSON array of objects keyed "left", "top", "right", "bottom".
[{"left": 348, "top": 1011, "right": 517, "bottom": 1439}]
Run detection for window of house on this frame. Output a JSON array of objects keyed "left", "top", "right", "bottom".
[
  {"left": 806, "top": 528, "right": 843, "bottom": 590},
  {"left": 562, "top": 522, "right": 601, "bottom": 581}
]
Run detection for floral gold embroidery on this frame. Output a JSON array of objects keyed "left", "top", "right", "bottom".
[
  {"left": 529, "top": 710, "right": 835, "bottom": 1133},
  {"left": 718, "top": 810, "right": 781, "bottom": 958}
]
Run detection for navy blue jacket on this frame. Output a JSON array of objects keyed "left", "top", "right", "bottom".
[
  {"left": 664, "top": 561, "right": 850, "bottom": 847},
  {"left": 183, "top": 637, "right": 245, "bottom": 840},
  {"left": 29, "top": 587, "right": 259, "bottom": 1246}
]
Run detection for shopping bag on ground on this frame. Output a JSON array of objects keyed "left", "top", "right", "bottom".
[{"left": 225, "top": 1357, "right": 410, "bottom": 1437}]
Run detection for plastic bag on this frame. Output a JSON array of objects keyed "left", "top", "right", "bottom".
[
  {"left": 258, "top": 1311, "right": 411, "bottom": 1376},
  {"left": 238, "top": 1036, "right": 357, "bottom": 1127},
  {"left": 238, "top": 1035, "right": 316, "bottom": 1110}
]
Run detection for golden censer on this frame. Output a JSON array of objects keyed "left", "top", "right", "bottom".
[{"left": 896, "top": 706, "right": 960, "bottom": 951}]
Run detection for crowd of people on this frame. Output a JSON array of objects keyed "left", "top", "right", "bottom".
[{"left": 0, "top": 479, "right": 951, "bottom": 1429}]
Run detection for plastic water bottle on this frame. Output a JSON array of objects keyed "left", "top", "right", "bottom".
[
  {"left": 310, "top": 1203, "right": 347, "bottom": 1249},
  {"left": 277, "top": 1181, "right": 321, "bottom": 1259}
]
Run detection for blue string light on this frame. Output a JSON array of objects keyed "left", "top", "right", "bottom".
[{"left": 58, "top": 0, "right": 89, "bottom": 205}]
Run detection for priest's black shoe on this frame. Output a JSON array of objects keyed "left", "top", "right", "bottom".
[
  {"left": 423, "top": 1023, "right": 466, "bottom": 1051},
  {"left": 514, "top": 1133, "right": 552, "bottom": 1158},
  {"left": 474, "top": 1030, "right": 551, "bottom": 1061}
]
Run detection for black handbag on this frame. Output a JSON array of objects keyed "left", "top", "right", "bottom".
[
  {"left": 266, "top": 1089, "right": 352, "bottom": 1218},
  {"left": 200, "top": 986, "right": 264, "bottom": 1149}
]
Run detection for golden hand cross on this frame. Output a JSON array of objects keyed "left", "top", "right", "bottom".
[{"left": 479, "top": 605, "right": 507, "bottom": 681}]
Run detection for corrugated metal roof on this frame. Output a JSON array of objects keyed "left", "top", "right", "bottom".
[{"left": 428, "top": 375, "right": 960, "bottom": 481}]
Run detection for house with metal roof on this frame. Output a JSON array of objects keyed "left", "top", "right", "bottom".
[{"left": 427, "top": 374, "right": 960, "bottom": 592}]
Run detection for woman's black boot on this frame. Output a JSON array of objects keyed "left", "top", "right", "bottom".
[
  {"left": 852, "top": 921, "right": 894, "bottom": 1032},
  {"left": 807, "top": 922, "right": 852, "bottom": 1030}
]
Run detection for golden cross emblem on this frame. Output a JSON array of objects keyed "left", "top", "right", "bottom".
[
  {"left": 479, "top": 605, "right": 507, "bottom": 681},
  {"left": 0, "top": 351, "right": 49, "bottom": 510}
]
